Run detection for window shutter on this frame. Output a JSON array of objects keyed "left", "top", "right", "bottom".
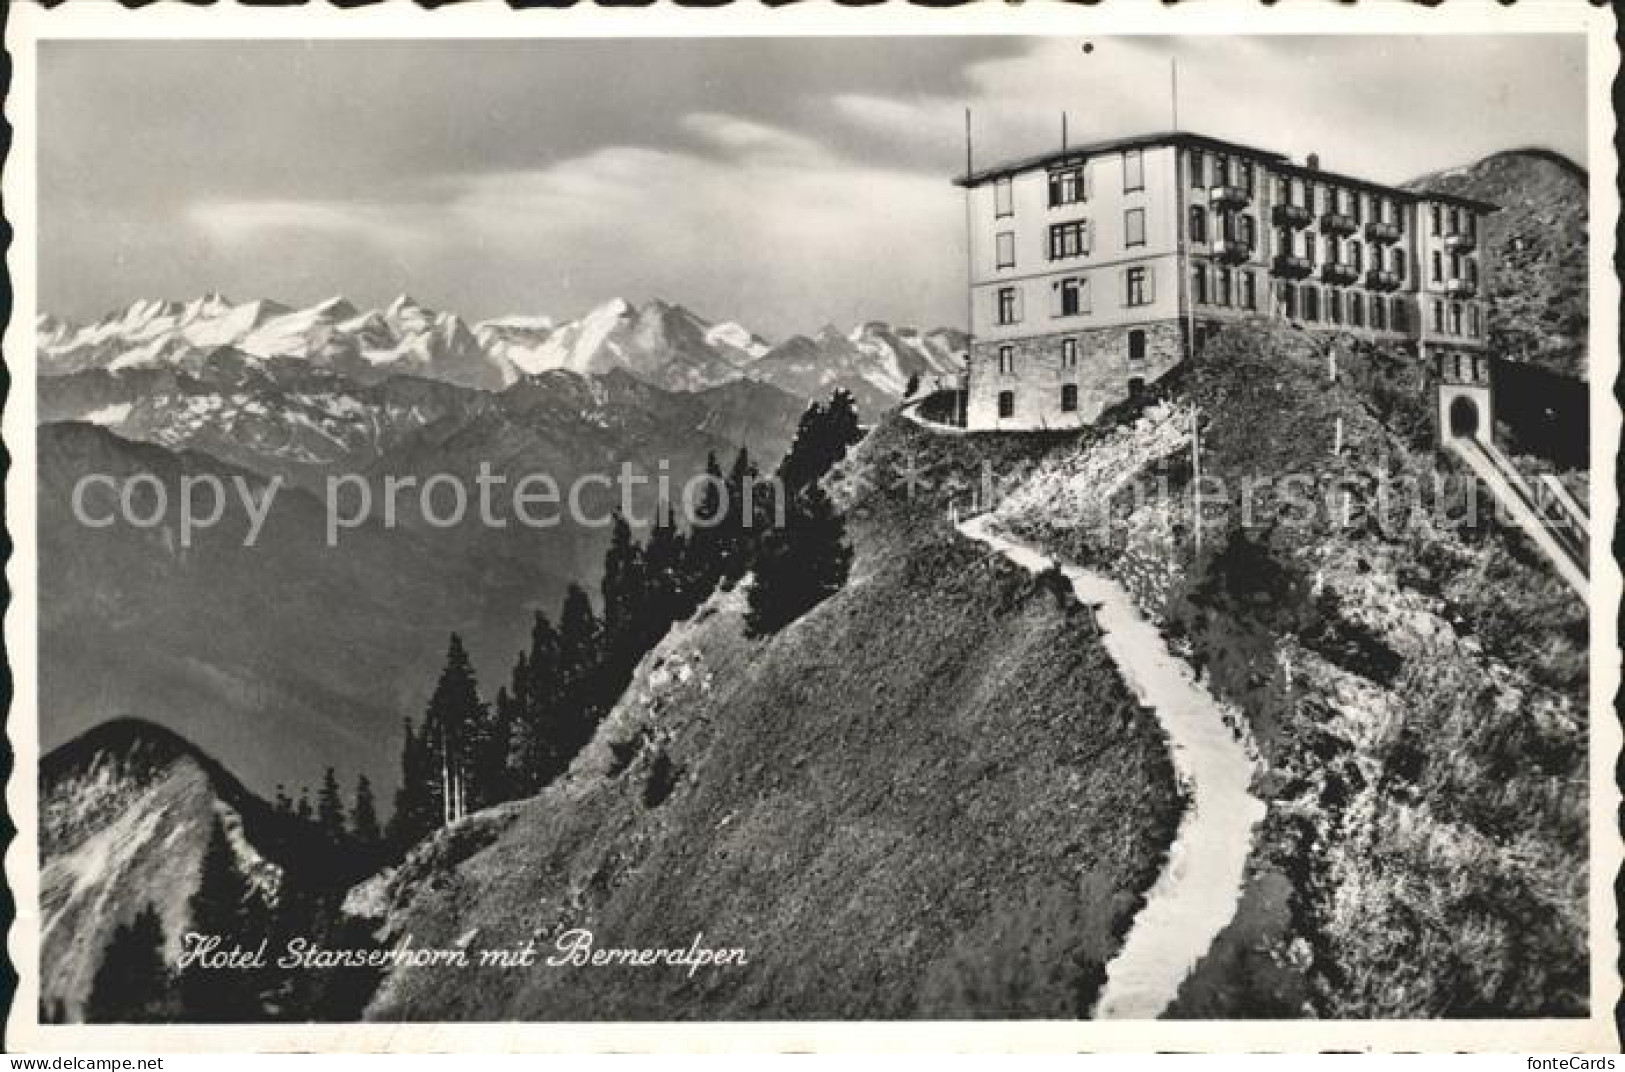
[
  {"left": 1081, "top": 278, "right": 1092, "bottom": 314},
  {"left": 1014, "top": 288, "right": 1024, "bottom": 323},
  {"left": 1121, "top": 270, "right": 1131, "bottom": 307},
  {"left": 1144, "top": 266, "right": 1156, "bottom": 303},
  {"left": 1051, "top": 281, "right": 1063, "bottom": 318}
]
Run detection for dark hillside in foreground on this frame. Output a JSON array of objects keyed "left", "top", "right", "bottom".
[{"left": 362, "top": 416, "right": 1184, "bottom": 1020}]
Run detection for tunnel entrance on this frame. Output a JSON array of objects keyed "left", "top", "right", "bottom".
[{"left": 1449, "top": 395, "right": 1481, "bottom": 439}]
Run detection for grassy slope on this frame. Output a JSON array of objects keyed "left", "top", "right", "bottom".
[
  {"left": 994, "top": 322, "right": 1589, "bottom": 1018},
  {"left": 363, "top": 416, "right": 1183, "bottom": 1020}
]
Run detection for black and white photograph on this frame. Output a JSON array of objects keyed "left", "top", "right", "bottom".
[{"left": 2, "top": 1, "right": 1618, "bottom": 1053}]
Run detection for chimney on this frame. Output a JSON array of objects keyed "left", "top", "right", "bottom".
[{"left": 1307, "top": 152, "right": 1321, "bottom": 171}]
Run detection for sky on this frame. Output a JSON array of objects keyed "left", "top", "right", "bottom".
[{"left": 39, "top": 34, "right": 1587, "bottom": 339}]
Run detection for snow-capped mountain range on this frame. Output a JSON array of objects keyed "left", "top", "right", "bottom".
[{"left": 39, "top": 293, "right": 966, "bottom": 406}]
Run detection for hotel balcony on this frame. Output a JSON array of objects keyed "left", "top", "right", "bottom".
[
  {"left": 1365, "top": 269, "right": 1401, "bottom": 291},
  {"left": 1210, "top": 238, "right": 1253, "bottom": 264},
  {"left": 1444, "top": 230, "right": 1478, "bottom": 252},
  {"left": 1320, "top": 261, "right": 1360, "bottom": 285},
  {"left": 1364, "top": 220, "right": 1403, "bottom": 244},
  {"left": 1272, "top": 203, "right": 1313, "bottom": 229},
  {"left": 1271, "top": 254, "right": 1313, "bottom": 279},
  {"left": 1320, "top": 212, "right": 1358, "bottom": 236},
  {"left": 1209, "top": 184, "right": 1250, "bottom": 206},
  {"left": 1445, "top": 277, "right": 1478, "bottom": 298}
]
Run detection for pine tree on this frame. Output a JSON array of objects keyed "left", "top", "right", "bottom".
[
  {"left": 423, "top": 634, "right": 486, "bottom": 827},
  {"left": 316, "top": 767, "right": 347, "bottom": 845},
  {"left": 642, "top": 502, "right": 692, "bottom": 631},
  {"left": 746, "top": 483, "right": 853, "bottom": 637},
  {"left": 719, "top": 447, "right": 761, "bottom": 585},
  {"left": 86, "top": 904, "right": 175, "bottom": 1023},
  {"left": 600, "top": 514, "right": 646, "bottom": 687},
  {"left": 294, "top": 787, "right": 313, "bottom": 825},
  {"left": 508, "top": 612, "right": 568, "bottom": 794},
  {"left": 556, "top": 584, "right": 604, "bottom": 761},
  {"left": 387, "top": 716, "right": 436, "bottom": 853},
  {"left": 179, "top": 818, "right": 262, "bottom": 1021},
  {"left": 351, "top": 774, "right": 382, "bottom": 848},
  {"left": 684, "top": 451, "right": 728, "bottom": 596}
]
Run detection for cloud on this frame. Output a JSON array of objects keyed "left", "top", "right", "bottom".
[{"left": 185, "top": 198, "right": 435, "bottom": 254}]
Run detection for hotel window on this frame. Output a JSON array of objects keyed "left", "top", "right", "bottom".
[
  {"left": 1056, "top": 277, "right": 1089, "bottom": 317},
  {"left": 1304, "top": 237, "right": 1317, "bottom": 266},
  {"left": 1124, "top": 149, "right": 1144, "bottom": 193},
  {"left": 1325, "top": 235, "right": 1339, "bottom": 263},
  {"left": 1213, "top": 154, "right": 1230, "bottom": 186},
  {"left": 1430, "top": 204, "right": 1442, "bottom": 235},
  {"left": 1303, "top": 286, "right": 1320, "bottom": 322},
  {"left": 1190, "top": 149, "right": 1205, "bottom": 189},
  {"left": 1061, "top": 384, "right": 1079, "bottom": 413},
  {"left": 998, "top": 391, "right": 1015, "bottom": 419},
  {"left": 1392, "top": 298, "right": 1409, "bottom": 332},
  {"left": 1240, "top": 161, "right": 1255, "bottom": 194},
  {"left": 1328, "top": 289, "right": 1343, "bottom": 325},
  {"left": 1241, "top": 214, "right": 1256, "bottom": 251},
  {"left": 1125, "top": 207, "right": 1147, "bottom": 248},
  {"left": 1190, "top": 205, "right": 1208, "bottom": 243},
  {"left": 1432, "top": 300, "right": 1445, "bottom": 332},
  {"left": 1217, "top": 267, "right": 1233, "bottom": 307},
  {"left": 1282, "top": 282, "right": 1298, "bottom": 319},
  {"left": 995, "top": 231, "right": 1016, "bottom": 270},
  {"left": 1431, "top": 251, "right": 1443, "bottom": 283},
  {"left": 997, "top": 345, "right": 1015, "bottom": 375},
  {"left": 1048, "top": 165, "right": 1087, "bottom": 207},
  {"left": 1469, "top": 305, "right": 1481, "bottom": 337},
  {"left": 1352, "top": 192, "right": 1364, "bottom": 224},
  {"left": 996, "top": 286, "right": 1021, "bottom": 325},
  {"left": 1449, "top": 207, "right": 1461, "bottom": 235},
  {"left": 994, "top": 177, "right": 1013, "bottom": 218},
  {"left": 1350, "top": 242, "right": 1363, "bottom": 272},
  {"left": 1450, "top": 251, "right": 1463, "bottom": 281},
  {"left": 1128, "top": 330, "right": 1147, "bottom": 365},
  {"left": 1241, "top": 271, "right": 1257, "bottom": 311},
  {"left": 1393, "top": 248, "right": 1406, "bottom": 280},
  {"left": 1049, "top": 219, "right": 1091, "bottom": 260},
  {"left": 1193, "top": 264, "right": 1210, "bottom": 305},
  {"left": 1450, "top": 304, "right": 1463, "bottom": 335},
  {"left": 1275, "top": 176, "right": 1290, "bottom": 202},
  {"left": 1277, "top": 228, "right": 1293, "bottom": 258},
  {"left": 1061, "top": 338, "right": 1078, "bottom": 369},
  {"left": 1468, "top": 260, "right": 1480, "bottom": 287},
  {"left": 1305, "top": 183, "right": 1318, "bottom": 214},
  {"left": 1372, "top": 297, "right": 1387, "bottom": 331},
  {"left": 1124, "top": 266, "right": 1153, "bottom": 307},
  {"left": 1349, "top": 293, "right": 1364, "bottom": 328}
]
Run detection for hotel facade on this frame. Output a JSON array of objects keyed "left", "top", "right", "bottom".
[{"left": 955, "top": 132, "right": 1498, "bottom": 432}]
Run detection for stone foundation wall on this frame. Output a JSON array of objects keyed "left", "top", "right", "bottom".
[{"left": 966, "top": 320, "right": 1185, "bottom": 430}]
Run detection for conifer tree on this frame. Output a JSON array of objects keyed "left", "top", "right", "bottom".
[
  {"left": 556, "top": 584, "right": 604, "bottom": 760},
  {"left": 600, "top": 514, "right": 646, "bottom": 686},
  {"left": 86, "top": 904, "right": 175, "bottom": 1023},
  {"left": 351, "top": 774, "right": 382, "bottom": 848},
  {"left": 508, "top": 612, "right": 567, "bottom": 794},
  {"left": 423, "top": 633, "right": 485, "bottom": 827},
  {"left": 719, "top": 447, "right": 761, "bottom": 585},
  {"left": 746, "top": 482, "right": 853, "bottom": 637},
  {"left": 294, "top": 787, "right": 313, "bottom": 825},
  {"left": 316, "top": 767, "right": 347, "bottom": 846},
  {"left": 179, "top": 818, "right": 262, "bottom": 1021},
  {"left": 642, "top": 502, "right": 692, "bottom": 632},
  {"left": 684, "top": 451, "right": 728, "bottom": 596},
  {"left": 388, "top": 716, "right": 436, "bottom": 853}
]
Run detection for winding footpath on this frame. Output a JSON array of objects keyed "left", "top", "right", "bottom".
[{"left": 957, "top": 515, "right": 1265, "bottom": 1020}]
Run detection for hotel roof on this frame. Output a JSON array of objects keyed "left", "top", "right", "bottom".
[{"left": 953, "top": 129, "right": 1499, "bottom": 213}]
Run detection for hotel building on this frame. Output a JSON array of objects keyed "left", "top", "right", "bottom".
[{"left": 955, "top": 132, "right": 1498, "bottom": 432}]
